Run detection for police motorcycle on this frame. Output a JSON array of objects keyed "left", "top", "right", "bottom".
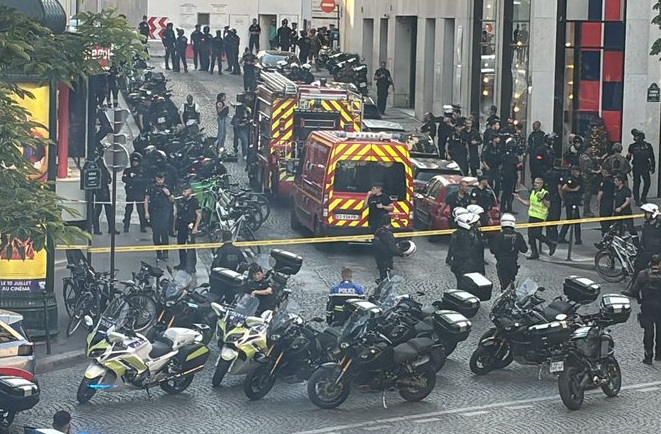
[
  {"left": 77, "top": 296, "right": 210, "bottom": 403},
  {"left": 146, "top": 268, "right": 215, "bottom": 346},
  {"left": 242, "top": 300, "right": 340, "bottom": 400},
  {"left": 555, "top": 294, "right": 630, "bottom": 410},
  {"left": 469, "top": 277, "right": 601, "bottom": 375},
  {"left": 306, "top": 295, "right": 439, "bottom": 409}
]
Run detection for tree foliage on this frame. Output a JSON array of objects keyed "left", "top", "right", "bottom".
[
  {"left": 651, "top": 1, "right": 661, "bottom": 56},
  {"left": 0, "top": 6, "right": 146, "bottom": 258}
]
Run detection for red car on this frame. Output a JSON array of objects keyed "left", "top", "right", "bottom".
[{"left": 413, "top": 175, "right": 501, "bottom": 230}]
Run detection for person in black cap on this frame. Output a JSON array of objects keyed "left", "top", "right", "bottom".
[
  {"left": 558, "top": 165, "right": 583, "bottom": 244},
  {"left": 190, "top": 24, "right": 202, "bottom": 70},
  {"left": 52, "top": 410, "right": 72, "bottom": 433},
  {"left": 486, "top": 105, "right": 499, "bottom": 126},
  {"left": 446, "top": 117, "right": 469, "bottom": 175},
  {"left": 175, "top": 184, "right": 201, "bottom": 272},
  {"left": 145, "top": 172, "right": 175, "bottom": 261},
  {"left": 470, "top": 175, "right": 495, "bottom": 226},
  {"left": 364, "top": 181, "right": 393, "bottom": 233},
  {"left": 627, "top": 129, "right": 656, "bottom": 206}
]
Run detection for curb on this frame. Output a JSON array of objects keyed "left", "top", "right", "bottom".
[{"left": 36, "top": 350, "right": 87, "bottom": 374}]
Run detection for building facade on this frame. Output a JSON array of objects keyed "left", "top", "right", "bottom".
[{"left": 342, "top": 0, "right": 661, "bottom": 196}]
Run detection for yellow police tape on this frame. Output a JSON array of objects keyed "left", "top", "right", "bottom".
[{"left": 55, "top": 213, "right": 644, "bottom": 254}]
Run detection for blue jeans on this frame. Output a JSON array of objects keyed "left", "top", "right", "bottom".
[
  {"left": 236, "top": 127, "right": 249, "bottom": 157},
  {"left": 216, "top": 117, "right": 227, "bottom": 147}
]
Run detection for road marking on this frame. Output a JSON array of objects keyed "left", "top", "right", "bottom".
[
  {"left": 412, "top": 418, "right": 440, "bottom": 424},
  {"left": 363, "top": 426, "right": 392, "bottom": 431},
  {"left": 504, "top": 405, "right": 534, "bottom": 410},
  {"left": 638, "top": 387, "right": 660, "bottom": 393},
  {"left": 290, "top": 380, "right": 661, "bottom": 434},
  {"left": 460, "top": 411, "right": 490, "bottom": 416}
]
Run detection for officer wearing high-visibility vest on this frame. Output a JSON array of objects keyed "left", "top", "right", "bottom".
[{"left": 514, "top": 176, "right": 557, "bottom": 259}]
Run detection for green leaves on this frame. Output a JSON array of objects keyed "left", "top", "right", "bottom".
[{"left": 652, "top": 2, "right": 661, "bottom": 57}]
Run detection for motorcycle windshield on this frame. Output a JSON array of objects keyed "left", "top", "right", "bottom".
[
  {"left": 269, "top": 300, "right": 302, "bottom": 336},
  {"left": 515, "top": 278, "right": 539, "bottom": 305},
  {"left": 227, "top": 295, "right": 260, "bottom": 327},
  {"left": 97, "top": 297, "right": 130, "bottom": 332},
  {"left": 164, "top": 270, "right": 193, "bottom": 301},
  {"left": 374, "top": 275, "right": 404, "bottom": 311},
  {"left": 340, "top": 310, "right": 370, "bottom": 342}
]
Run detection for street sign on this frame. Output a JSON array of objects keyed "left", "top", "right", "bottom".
[
  {"left": 648, "top": 83, "right": 660, "bottom": 103},
  {"left": 113, "top": 133, "right": 128, "bottom": 145},
  {"left": 104, "top": 143, "right": 129, "bottom": 172},
  {"left": 320, "top": 0, "right": 336, "bottom": 13},
  {"left": 81, "top": 160, "right": 102, "bottom": 190},
  {"left": 148, "top": 16, "right": 168, "bottom": 39}
]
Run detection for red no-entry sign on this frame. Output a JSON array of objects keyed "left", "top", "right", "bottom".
[{"left": 320, "top": 0, "right": 336, "bottom": 14}]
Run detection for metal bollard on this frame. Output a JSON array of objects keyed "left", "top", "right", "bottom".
[{"left": 43, "top": 292, "right": 51, "bottom": 355}]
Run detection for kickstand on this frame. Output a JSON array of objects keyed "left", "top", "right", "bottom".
[
  {"left": 145, "top": 386, "right": 153, "bottom": 400},
  {"left": 537, "top": 365, "right": 543, "bottom": 381},
  {"left": 381, "top": 390, "right": 388, "bottom": 409}
]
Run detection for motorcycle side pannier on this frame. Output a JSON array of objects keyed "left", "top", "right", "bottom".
[
  {"left": 432, "top": 310, "right": 472, "bottom": 343},
  {"left": 210, "top": 268, "right": 246, "bottom": 296},
  {"left": 270, "top": 249, "right": 303, "bottom": 275},
  {"left": 528, "top": 321, "right": 571, "bottom": 349},
  {"left": 174, "top": 343, "right": 211, "bottom": 372},
  {"left": 600, "top": 294, "right": 632, "bottom": 324},
  {"left": 563, "top": 276, "right": 600, "bottom": 304},
  {"left": 458, "top": 273, "right": 493, "bottom": 301},
  {"left": 440, "top": 290, "right": 480, "bottom": 318},
  {"left": 0, "top": 376, "right": 40, "bottom": 412}
]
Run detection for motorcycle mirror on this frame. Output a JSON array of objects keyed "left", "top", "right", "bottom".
[
  {"left": 537, "top": 286, "right": 546, "bottom": 292},
  {"left": 310, "top": 317, "right": 324, "bottom": 323},
  {"left": 432, "top": 300, "right": 444, "bottom": 309},
  {"left": 83, "top": 315, "right": 94, "bottom": 328}
]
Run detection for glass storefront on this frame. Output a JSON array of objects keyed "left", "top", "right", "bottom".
[
  {"left": 510, "top": 0, "right": 530, "bottom": 131},
  {"left": 479, "top": 0, "right": 498, "bottom": 128}
]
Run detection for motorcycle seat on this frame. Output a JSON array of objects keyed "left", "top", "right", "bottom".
[
  {"left": 421, "top": 306, "right": 436, "bottom": 317},
  {"left": 393, "top": 342, "right": 420, "bottom": 364},
  {"left": 414, "top": 321, "right": 434, "bottom": 335},
  {"left": 543, "top": 300, "right": 574, "bottom": 322},
  {"left": 149, "top": 337, "right": 174, "bottom": 359},
  {"left": 406, "top": 337, "right": 435, "bottom": 354}
]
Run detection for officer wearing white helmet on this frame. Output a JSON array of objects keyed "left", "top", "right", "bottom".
[
  {"left": 466, "top": 204, "right": 485, "bottom": 226},
  {"left": 447, "top": 212, "right": 485, "bottom": 285},
  {"left": 489, "top": 213, "right": 527, "bottom": 291},
  {"left": 633, "top": 203, "right": 661, "bottom": 279}
]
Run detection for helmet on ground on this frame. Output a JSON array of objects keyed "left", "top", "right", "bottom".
[
  {"left": 453, "top": 207, "right": 468, "bottom": 220},
  {"left": 467, "top": 204, "right": 484, "bottom": 215},
  {"left": 641, "top": 203, "right": 659, "bottom": 219},
  {"left": 397, "top": 240, "right": 417, "bottom": 256},
  {"left": 457, "top": 212, "right": 479, "bottom": 230},
  {"left": 501, "top": 213, "right": 516, "bottom": 228},
  {"left": 155, "top": 150, "right": 167, "bottom": 162}
]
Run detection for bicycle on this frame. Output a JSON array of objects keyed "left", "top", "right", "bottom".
[
  {"left": 594, "top": 226, "right": 637, "bottom": 284},
  {"left": 62, "top": 250, "right": 113, "bottom": 318}
]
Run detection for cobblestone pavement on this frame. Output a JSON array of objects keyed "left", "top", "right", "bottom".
[{"left": 21, "top": 64, "right": 661, "bottom": 433}]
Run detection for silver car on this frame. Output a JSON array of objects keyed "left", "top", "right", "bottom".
[{"left": 0, "top": 310, "right": 36, "bottom": 375}]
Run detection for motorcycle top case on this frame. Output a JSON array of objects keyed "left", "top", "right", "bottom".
[
  {"left": 432, "top": 310, "right": 472, "bottom": 343},
  {"left": 270, "top": 249, "right": 303, "bottom": 275},
  {"left": 0, "top": 375, "right": 40, "bottom": 412},
  {"left": 563, "top": 276, "right": 600, "bottom": 304},
  {"left": 528, "top": 320, "right": 572, "bottom": 349},
  {"left": 458, "top": 273, "right": 493, "bottom": 301},
  {"left": 174, "top": 343, "right": 211, "bottom": 372},
  {"left": 599, "top": 294, "right": 632, "bottom": 324},
  {"left": 210, "top": 268, "right": 247, "bottom": 290},
  {"left": 441, "top": 290, "right": 480, "bottom": 318}
]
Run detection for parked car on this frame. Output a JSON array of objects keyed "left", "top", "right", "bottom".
[
  {"left": 0, "top": 310, "right": 35, "bottom": 376},
  {"left": 411, "top": 158, "right": 463, "bottom": 192},
  {"left": 256, "top": 50, "right": 300, "bottom": 81},
  {"left": 413, "top": 175, "right": 500, "bottom": 231}
]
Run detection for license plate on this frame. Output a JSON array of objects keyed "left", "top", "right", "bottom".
[
  {"left": 157, "top": 117, "right": 165, "bottom": 123},
  {"left": 335, "top": 214, "right": 360, "bottom": 220},
  {"left": 550, "top": 361, "right": 564, "bottom": 373}
]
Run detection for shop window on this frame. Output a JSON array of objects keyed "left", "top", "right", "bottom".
[{"left": 479, "top": 0, "right": 498, "bottom": 127}]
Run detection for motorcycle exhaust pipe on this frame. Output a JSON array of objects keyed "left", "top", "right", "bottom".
[
  {"left": 167, "top": 365, "right": 204, "bottom": 381},
  {"left": 411, "top": 356, "right": 430, "bottom": 368}
]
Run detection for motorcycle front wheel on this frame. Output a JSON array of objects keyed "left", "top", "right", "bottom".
[
  {"left": 398, "top": 363, "right": 437, "bottom": 402},
  {"left": 0, "top": 409, "right": 15, "bottom": 428},
  {"left": 601, "top": 356, "right": 622, "bottom": 397},
  {"left": 243, "top": 363, "right": 277, "bottom": 400},
  {"left": 558, "top": 365, "right": 585, "bottom": 410},
  {"left": 307, "top": 367, "right": 351, "bottom": 410},
  {"left": 211, "top": 358, "right": 232, "bottom": 388},
  {"left": 160, "top": 375, "right": 194, "bottom": 394},
  {"left": 469, "top": 346, "right": 497, "bottom": 375},
  {"left": 77, "top": 376, "right": 101, "bottom": 404}
]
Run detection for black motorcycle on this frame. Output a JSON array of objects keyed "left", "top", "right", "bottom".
[
  {"left": 0, "top": 372, "right": 39, "bottom": 428},
  {"left": 306, "top": 298, "right": 437, "bottom": 409},
  {"left": 555, "top": 294, "right": 630, "bottom": 410},
  {"left": 469, "top": 277, "right": 600, "bottom": 375}
]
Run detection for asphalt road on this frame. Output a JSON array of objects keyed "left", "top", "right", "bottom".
[{"left": 17, "top": 63, "right": 661, "bottom": 433}]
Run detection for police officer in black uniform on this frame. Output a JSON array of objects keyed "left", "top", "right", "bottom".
[
  {"left": 624, "top": 254, "right": 661, "bottom": 365},
  {"left": 198, "top": 26, "right": 212, "bottom": 72},
  {"left": 247, "top": 264, "right": 276, "bottom": 315},
  {"left": 364, "top": 181, "right": 393, "bottom": 233},
  {"left": 500, "top": 137, "right": 521, "bottom": 214},
  {"left": 481, "top": 128, "right": 502, "bottom": 196},
  {"left": 558, "top": 165, "right": 583, "bottom": 244},
  {"left": 240, "top": 48, "right": 257, "bottom": 92},
  {"left": 446, "top": 117, "right": 469, "bottom": 175},
  {"left": 544, "top": 158, "right": 565, "bottom": 243},
  {"left": 174, "top": 28, "right": 188, "bottom": 73},
  {"left": 106, "top": 65, "right": 120, "bottom": 107},
  {"left": 464, "top": 117, "right": 482, "bottom": 177},
  {"left": 597, "top": 166, "right": 616, "bottom": 235},
  {"left": 122, "top": 152, "right": 148, "bottom": 233},
  {"left": 490, "top": 213, "right": 528, "bottom": 291},
  {"left": 227, "top": 29, "right": 241, "bottom": 75},
  {"left": 144, "top": 172, "right": 175, "bottom": 261},
  {"left": 373, "top": 215, "right": 404, "bottom": 283},
  {"left": 161, "top": 23, "right": 176, "bottom": 70},
  {"left": 211, "top": 231, "right": 248, "bottom": 303},
  {"left": 91, "top": 149, "right": 119, "bottom": 235},
  {"left": 180, "top": 95, "right": 200, "bottom": 126},
  {"left": 448, "top": 213, "right": 485, "bottom": 286},
  {"left": 529, "top": 131, "right": 554, "bottom": 182},
  {"left": 470, "top": 176, "right": 495, "bottom": 226},
  {"left": 175, "top": 184, "right": 202, "bottom": 272},
  {"left": 435, "top": 108, "right": 454, "bottom": 159},
  {"left": 190, "top": 24, "right": 202, "bottom": 70},
  {"left": 627, "top": 129, "right": 656, "bottom": 206},
  {"left": 210, "top": 30, "right": 224, "bottom": 74}
]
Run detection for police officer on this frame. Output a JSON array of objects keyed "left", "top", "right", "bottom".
[
  {"left": 470, "top": 175, "right": 495, "bottom": 226},
  {"left": 364, "top": 181, "right": 394, "bottom": 233},
  {"left": 481, "top": 127, "right": 502, "bottom": 196},
  {"left": 91, "top": 149, "right": 119, "bottom": 235},
  {"left": 210, "top": 30, "right": 224, "bottom": 75},
  {"left": 613, "top": 174, "right": 636, "bottom": 236},
  {"left": 373, "top": 215, "right": 404, "bottom": 283},
  {"left": 563, "top": 135, "right": 583, "bottom": 167},
  {"left": 514, "top": 177, "right": 557, "bottom": 259},
  {"left": 441, "top": 177, "right": 472, "bottom": 219},
  {"left": 249, "top": 18, "right": 261, "bottom": 53},
  {"left": 446, "top": 117, "right": 469, "bottom": 175},
  {"left": 161, "top": 23, "right": 176, "bottom": 70},
  {"left": 579, "top": 143, "right": 602, "bottom": 218},
  {"left": 529, "top": 130, "right": 554, "bottom": 183},
  {"left": 544, "top": 158, "right": 565, "bottom": 243},
  {"left": 623, "top": 254, "right": 661, "bottom": 365},
  {"left": 602, "top": 142, "right": 631, "bottom": 178},
  {"left": 448, "top": 213, "right": 485, "bottom": 286},
  {"left": 190, "top": 24, "right": 203, "bottom": 70},
  {"left": 106, "top": 64, "right": 120, "bottom": 107},
  {"left": 330, "top": 268, "right": 366, "bottom": 295},
  {"left": 464, "top": 117, "right": 482, "bottom": 177},
  {"left": 490, "top": 213, "right": 527, "bottom": 291},
  {"left": 227, "top": 29, "right": 241, "bottom": 75},
  {"left": 122, "top": 152, "right": 148, "bottom": 233},
  {"left": 210, "top": 231, "right": 247, "bottom": 303},
  {"left": 144, "top": 172, "right": 175, "bottom": 261},
  {"left": 420, "top": 112, "right": 437, "bottom": 149},
  {"left": 500, "top": 137, "right": 521, "bottom": 214},
  {"left": 180, "top": 95, "right": 200, "bottom": 126},
  {"left": 597, "top": 167, "right": 616, "bottom": 235},
  {"left": 240, "top": 47, "right": 257, "bottom": 92},
  {"left": 247, "top": 264, "right": 276, "bottom": 315},
  {"left": 627, "top": 129, "right": 656, "bottom": 206},
  {"left": 634, "top": 203, "right": 661, "bottom": 279},
  {"left": 173, "top": 28, "right": 188, "bottom": 73},
  {"left": 198, "top": 26, "right": 212, "bottom": 72},
  {"left": 175, "top": 184, "right": 202, "bottom": 272},
  {"left": 435, "top": 107, "right": 454, "bottom": 159},
  {"left": 557, "top": 165, "right": 583, "bottom": 244}
]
